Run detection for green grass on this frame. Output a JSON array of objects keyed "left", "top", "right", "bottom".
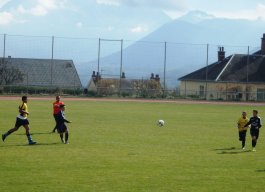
[{"left": 0, "top": 99, "right": 265, "bottom": 192}]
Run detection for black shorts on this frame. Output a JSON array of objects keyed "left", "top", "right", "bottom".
[
  {"left": 250, "top": 128, "right": 259, "bottom": 139},
  {"left": 239, "top": 131, "right": 247, "bottom": 141},
  {"left": 15, "top": 117, "right": 29, "bottom": 128},
  {"left": 57, "top": 123, "right": 68, "bottom": 133}
]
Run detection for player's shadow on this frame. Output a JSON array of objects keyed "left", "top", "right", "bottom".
[
  {"left": 213, "top": 147, "right": 236, "bottom": 151},
  {"left": 0, "top": 142, "right": 61, "bottom": 148},
  {"left": 15, "top": 132, "right": 54, "bottom": 136},
  {"left": 256, "top": 169, "right": 265, "bottom": 172},
  {"left": 214, "top": 147, "right": 252, "bottom": 154},
  {"left": 217, "top": 150, "right": 252, "bottom": 155}
]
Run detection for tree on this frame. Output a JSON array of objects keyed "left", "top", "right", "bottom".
[{"left": 0, "top": 61, "right": 24, "bottom": 85}]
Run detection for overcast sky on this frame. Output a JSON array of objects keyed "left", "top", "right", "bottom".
[{"left": 1, "top": 0, "right": 265, "bottom": 38}]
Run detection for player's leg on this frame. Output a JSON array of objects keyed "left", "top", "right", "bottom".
[
  {"left": 2, "top": 126, "right": 19, "bottom": 141},
  {"left": 57, "top": 124, "right": 64, "bottom": 143},
  {"left": 240, "top": 131, "right": 246, "bottom": 149},
  {"left": 238, "top": 131, "right": 242, "bottom": 141},
  {"left": 251, "top": 128, "right": 258, "bottom": 151},
  {"left": 252, "top": 130, "right": 259, "bottom": 151},
  {"left": 23, "top": 123, "right": 36, "bottom": 145},
  {"left": 52, "top": 114, "right": 58, "bottom": 133},
  {"left": 251, "top": 136, "right": 257, "bottom": 150},
  {"left": 2, "top": 118, "right": 21, "bottom": 142},
  {"left": 59, "top": 132, "right": 64, "bottom": 143},
  {"left": 64, "top": 128, "right": 69, "bottom": 144}
]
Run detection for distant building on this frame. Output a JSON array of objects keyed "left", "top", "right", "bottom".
[
  {"left": 87, "top": 71, "right": 162, "bottom": 96},
  {"left": 179, "top": 34, "right": 265, "bottom": 101},
  {"left": 0, "top": 57, "right": 82, "bottom": 88}
]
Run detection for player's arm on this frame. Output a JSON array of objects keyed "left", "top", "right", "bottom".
[
  {"left": 258, "top": 118, "right": 262, "bottom": 128},
  {"left": 244, "top": 119, "right": 252, "bottom": 128},
  {"left": 19, "top": 109, "right": 29, "bottom": 115},
  {"left": 64, "top": 119, "right": 71, "bottom": 123},
  {"left": 18, "top": 105, "right": 29, "bottom": 115},
  {"left": 237, "top": 119, "right": 240, "bottom": 128}
]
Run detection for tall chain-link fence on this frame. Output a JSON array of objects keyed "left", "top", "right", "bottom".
[{"left": 0, "top": 33, "right": 263, "bottom": 100}]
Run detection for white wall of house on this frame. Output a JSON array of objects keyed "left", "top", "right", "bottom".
[{"left": 180, "top": 81, "right": 265, "bottom": 101}]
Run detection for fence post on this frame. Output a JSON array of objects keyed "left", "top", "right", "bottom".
[
  {"left": 51, "top": 36, "right": 54, "bottom": 90},
  {"left": 163, "top": 41, "right": 167, "bottom": 96},
  {"left": 246, "top": 46, "right": 250, "bottom": 101},
  {"left": 97, "top": 38, "right": 101, "bottom": 75},
  {"left": 3, "top": 34, "right": 6, "bottom": 60},
  {"left": 247, "top": 46, "right": 249, "bottom": 83},
  {"left": 205, "top": 44, "right": 209, "bottom": 100},
  {"left": 96, "top": 38, "right": 101, "bottom": 95},
  {"left": 119, "top": 39, "right": 123, "bottom": 96}
]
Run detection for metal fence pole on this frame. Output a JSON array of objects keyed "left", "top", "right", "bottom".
[
  {"left": 97, "top": 38, "right": 101, "bottom": 95},
  {"left": 51, "top": 36, "right": 54, "bottom": 89},
  {"left": 247, "top": 46, "right": 249, "bottom": 83},
  {"left": 246, "top": 46, "right": 250, "bottom": 101},
  {"left": 205, "top": 44, "right": 209, "bottom": 100},
  {"left": 163, "top": 41, "right": 167, "bottom": 94},
  {"left": 119, "top": 39, "right": 123, "bottom": 95},
  {"left": 3, "top": 34, "right": 6, "bottom": 60},
  {"left": 97, "top": 38, "right": 101, "bottom": 75}
]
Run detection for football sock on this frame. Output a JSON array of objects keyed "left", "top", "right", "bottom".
[
  {"left": 60, "top": 134, "right": 63, "bottom": 140},
  {"left": 242, "top": 140, "right": 245, "bottom": 148},
  {"left": 4, "top": 130, "right": 12, "bottom": 137},
  {"left": 65, "top": 133, "right": 69, "bottom": 142},
  {"left": 26, "top": 133, "right": 33, "bottom": 142},
  {"left": 252, "top": 140, "right": 257, "bottom": 147}
]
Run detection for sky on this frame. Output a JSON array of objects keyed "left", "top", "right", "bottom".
[{"left": 1, "top": 0, "right": 265, "bottom": 39}]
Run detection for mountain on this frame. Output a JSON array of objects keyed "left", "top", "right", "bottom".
[
  {"left": 81, "top": 11, "right": 265, "bottom": 88},
  {"left": 1, "top": 0, "right": 171, "bottom": 39},
  {"left": 178, "top": 10, "right": 215, "bottom": 24}
]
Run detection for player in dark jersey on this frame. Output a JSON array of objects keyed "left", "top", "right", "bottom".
[
  {"left": 244, "top": 110, "right": 262, "bottom": 151},
  {"left": 52, "top": 95, "right": 64, "bottom": 133},
  {"left": 57, "top": 104, "right": 71, "bottom": 144},
  {"left": 2, "top": 96, "right": 36, "bottom": 145}
]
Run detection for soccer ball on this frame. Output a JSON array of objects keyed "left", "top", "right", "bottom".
[{"left": 157, "top": 120, "right": 165, "bottom": 127}]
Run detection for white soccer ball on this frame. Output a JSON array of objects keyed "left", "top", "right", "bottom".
[{"left": 157, "top": 120, "right": 165, "bottom": 127}]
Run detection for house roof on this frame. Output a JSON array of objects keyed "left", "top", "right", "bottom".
[
  {"left": 179, "top": 52, "right": 265, "bottom": 83},
  {"left": 1, "top": 57, "right": 82, "bottom": 88}
]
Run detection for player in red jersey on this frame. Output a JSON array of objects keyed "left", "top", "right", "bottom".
[{"left": 52, "top": 95, "right": 64, "bottom": 133}]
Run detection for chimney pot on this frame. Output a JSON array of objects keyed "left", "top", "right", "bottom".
[
  {"left": 121, "top": 72, "right": 125, "bottom": 79},
  {"left": 150, "top": 73, "right": 155, "bottom": 80},
  {"left": 261, "top": 33, "right": 265, "bottom": 55},
  {"left": 218, "top": 46, "right": 225, "bottom": 62}
]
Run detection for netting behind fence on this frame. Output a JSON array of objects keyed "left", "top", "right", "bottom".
[{"left": 0, "top": 33, "right": 264, "bottom": 100}]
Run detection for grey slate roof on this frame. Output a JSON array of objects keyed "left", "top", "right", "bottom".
[
  {"left": 1, "top": 58, "right": 82, "bottom": 88},
  {"left": 179, "top": 52, "right": 265, "bottom": 83}
]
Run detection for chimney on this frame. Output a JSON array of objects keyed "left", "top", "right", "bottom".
[
  {"left": 150, "top": 73, "right": 155, "bottom": 80},
  {"left": 8, "top": 56, "right": 11, "bottom": 64},
  {"left": 261, "top": 34, "right": 265, "bottom": 55},
  {"left": 121, "top": 72, "right": 126, "bottom": 79},
  {"left": 92, "top": 71, "right": 96, "bottom": 77},
  {"left": 218, "top": 47, "right": 225, "bottom": 62},
  {"left": 155, "top": 74, "right": 160, "bottom": 82}
]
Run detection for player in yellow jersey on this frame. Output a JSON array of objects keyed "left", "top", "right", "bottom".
[
  {"left": 237, "top": 111, "right": 249, "bottom": 150},
  {"left": 2, "top": 96, "right": 36, "bottom": 145}
]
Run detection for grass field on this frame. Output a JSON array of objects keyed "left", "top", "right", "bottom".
[{"left": 0, "top": 98, "right": 265, "bottom": 192}]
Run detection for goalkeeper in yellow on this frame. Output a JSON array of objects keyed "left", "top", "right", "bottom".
[{"left": 237, "top": 111, "right": 249, "bottom": 150}]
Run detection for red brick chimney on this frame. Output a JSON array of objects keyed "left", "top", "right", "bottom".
[
  {"left": 218, "top": 47, "right": 225, "bottom": 62},
  {"left": 261, "top": 34, "right": 265, "bottom": 55}
]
